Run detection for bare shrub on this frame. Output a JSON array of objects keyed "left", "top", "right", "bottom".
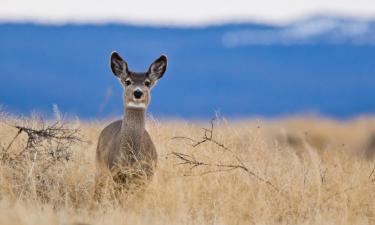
[
  {"left": 170, "top": 118, "right": 280, "bottom": 193},
  {"left": 0, "top": 115, "right": 82, "bottom": 203}
]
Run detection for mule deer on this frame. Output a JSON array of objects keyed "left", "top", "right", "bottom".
[{"left": 96, "top": 52, "right": 167, "bottom": 188}]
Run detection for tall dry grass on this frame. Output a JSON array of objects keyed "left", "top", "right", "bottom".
[{"left": 0, "top": 112, "right": 375, "bottom": 225}]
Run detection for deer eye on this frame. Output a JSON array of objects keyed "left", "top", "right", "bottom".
[
  {"left": 125, "top": 80, "right": 131, "bottom": 86},
  {"left": 145, "top": 81, "right": 151, "bottom": 87}
]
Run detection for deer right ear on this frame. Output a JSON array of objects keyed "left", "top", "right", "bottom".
[
  {"left": 110, "top": 52, "right": 128, "bottom": 77},
  {"left": 148, "top": 55, "right": 167, "bottom": 81}
]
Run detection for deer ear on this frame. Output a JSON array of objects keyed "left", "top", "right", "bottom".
[
  {"left": 110, "top": 51, "right": 128, "bottom": 77},
  {"left": 148, "top": 55, "right": 167, "bottom": 81}
]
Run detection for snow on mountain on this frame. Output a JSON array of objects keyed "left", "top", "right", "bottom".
[{"left": 222, "top": 16, "right": 375, "bottom": 47}]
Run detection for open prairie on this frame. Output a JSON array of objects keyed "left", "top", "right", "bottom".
[{"left": 0, "top": 112, "right": 375, "bottom": 225}]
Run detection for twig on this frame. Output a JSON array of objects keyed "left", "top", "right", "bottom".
[
  {"left": 4, "top": 128, "right": 22, "bottom": 152},
  {"left": 1, "top": 118, "right": 82, "bottom": 169},
  {"left": 369, "top": 163, "right": 375, "bottom": 179},
  {"left": 170, "top": 117, "right": 281, "bottom": 193},
  {"left": 323, "top": 178, "right": 375, "bottom": 203}
]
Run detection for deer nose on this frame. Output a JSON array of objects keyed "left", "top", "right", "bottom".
[{"left": 133, "top": 90, "right": 143, "bottom": 99}]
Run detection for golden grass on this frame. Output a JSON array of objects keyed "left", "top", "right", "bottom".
[{"left": 0, "top": 114, "right": 375, "bottom": 225}]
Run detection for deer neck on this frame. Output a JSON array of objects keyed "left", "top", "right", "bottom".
[{"left": 120, "top": 108, "right": 146, "bottom": 152}]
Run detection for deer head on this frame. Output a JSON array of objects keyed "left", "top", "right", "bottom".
[{"left": 110, "top": 51, "right": 167, "bottom": 111}]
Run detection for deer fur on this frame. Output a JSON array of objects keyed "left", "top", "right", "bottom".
[{"left": 96, "top": 51, "right": 167, "bottom": 187}]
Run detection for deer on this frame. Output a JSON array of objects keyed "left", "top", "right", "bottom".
[{"left": 95, "top": 51, "right": 167, "bottom": 192}]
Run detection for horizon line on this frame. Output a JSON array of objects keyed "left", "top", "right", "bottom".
[{"left": 0, "top": 12, "right": 374, "bottom": 28}]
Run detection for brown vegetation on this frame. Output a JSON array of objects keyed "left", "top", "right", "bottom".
[{"left": 0, "top": 111, "right": 375, "bottom": 225}]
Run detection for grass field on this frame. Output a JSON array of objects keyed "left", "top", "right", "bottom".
[{"left": 0, "top": 111, "right": 375, "bottom": 225}]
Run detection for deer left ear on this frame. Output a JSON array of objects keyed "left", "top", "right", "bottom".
[
  {"left": 110, "top": 51, "right": 128, "bottom": 78},
  {"left": 148, "top": 55, "right": 167, "bottom": 81}
]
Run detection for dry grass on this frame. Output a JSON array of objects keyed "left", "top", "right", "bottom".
[{"left": 1, "top": 112, "right": 375, "bottom": 225}]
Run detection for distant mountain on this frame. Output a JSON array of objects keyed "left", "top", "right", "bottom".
[
  {"left": 223, "top": 16, "right": 375, "bottom": 46},
  {"left": 1, "top": 16, "right": 375, "bottom": 119},
  {"left": 296, "top": 16, "right": 374, "bottom": 42}
]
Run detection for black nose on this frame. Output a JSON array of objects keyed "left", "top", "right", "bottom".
[{"left": 133, "top": 90, "right": 143, "bottom": 99}]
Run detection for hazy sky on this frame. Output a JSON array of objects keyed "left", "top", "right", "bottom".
[{"left": 1, "top": 0, "right": 375, "bottom": 25}]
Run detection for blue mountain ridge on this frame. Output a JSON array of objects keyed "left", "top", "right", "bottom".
[{"left": 1, "top": 16, "right": 375, "bottom": 119}]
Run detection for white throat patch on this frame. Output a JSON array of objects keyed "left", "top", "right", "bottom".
[{"left": 127, "top": 101, "right": 146, "bottom": 109}]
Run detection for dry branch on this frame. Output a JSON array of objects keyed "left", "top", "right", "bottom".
[
  {"left": 0, "top": 115, "right": 83, "bottom": 202},
  {"left": 1, "top": 118, "right": 82, "bottom": 169},
  {"left": 323, "top": 178, "right": 375, "bottom": 203},
  {"left": 171, "top": 118, "right": 280, "bottom": 192}
]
